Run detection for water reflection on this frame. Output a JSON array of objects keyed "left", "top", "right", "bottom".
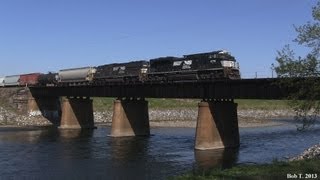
[
  {"left": 58, "top": 129, "right": 94, "bottom": 139},
  {"left": 110, "top": 136, "right": 150, "bottom": 165},
  {"left": 0, "top": 127, "right": 95, "bottom": 143},
  {"left": 194, "top": 148, "right": 239, "bottom": 173},
  {"left": 57, "top": 129, "right": 94, "bottom": 160},
  {"left": 0, "top": 127, "right": 47, "bottom": 143}
]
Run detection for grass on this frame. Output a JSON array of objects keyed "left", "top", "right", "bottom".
[
  {"left": 174, "top": 159, "right": 320, "bottom": 180},
  {"left": 92, "top": 97, "right": 114, "bottom": 111},
  {"left": 148, "top": 98, "right": 197, "bottom": 109},
  {"left": 92, "top": 98, "right": 290, "bottom": 111},
  {"left": 235, "top": 99, "right": 289, "bottom": 110}
]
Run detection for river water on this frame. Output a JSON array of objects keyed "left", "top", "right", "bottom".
[{"left": 0, "top": 121, "right": 320, "bottom": 179}]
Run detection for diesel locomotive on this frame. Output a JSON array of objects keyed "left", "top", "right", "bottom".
[
  {"left": 148, "top": 50, "right": 240, "bottom": 82},
  {"left": 94, "top": 61, "right": 149, "bottom": 84},
  {"left": 0, "top": 50, "right": 241, "bottom": 87}
]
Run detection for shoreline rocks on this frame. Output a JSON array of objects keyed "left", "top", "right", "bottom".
[
  {"left": 0, "top": 107, "right": 295, "bottom": 128},
  {"left": 290, "top": 144, "right": 320, "bottom": 161},
  {"left": 93, "top": 109, "right": 294, "bottom": 128},
  {"left": 0, "top": 107, "right": 53, "bottom": 126}
]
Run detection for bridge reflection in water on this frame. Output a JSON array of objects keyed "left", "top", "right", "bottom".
[
  {"left": 110, "top": 136, "right": 150, "bottom": 165},
  {"left": 194, "top": 148, "right": 239, "bottom": 174}
]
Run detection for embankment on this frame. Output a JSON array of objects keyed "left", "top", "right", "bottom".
[{"left": 0, "top": 106, "right": 294, "bottom": 127}]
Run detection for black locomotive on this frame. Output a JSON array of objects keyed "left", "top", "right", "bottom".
[
  {"left": 94, "top": 61, "right": 149, "bottom": 84},
  {"left": 148, "top": 50, "right": 240, "bottom": 82},
  {"left": 38, "top": 72, "right": 58, "bottom": 86}
]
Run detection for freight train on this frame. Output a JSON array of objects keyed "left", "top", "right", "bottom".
[{"left": 0, "top": 50, "right": 241, "bottom": 87}]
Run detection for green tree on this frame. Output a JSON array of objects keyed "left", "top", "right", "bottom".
[
  {"left": 295, "top": 1, "right": 320, "bottom": 56},
  {"left": 275, "top": 1, "right": 320, "bottom": 130}
]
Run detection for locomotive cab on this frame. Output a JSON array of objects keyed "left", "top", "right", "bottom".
[
  {"left": 139, "top": 63, "right": 149, "bottom": 81},
  {"left": 217, "top": 51, "right": 241, "bottom": 79}
]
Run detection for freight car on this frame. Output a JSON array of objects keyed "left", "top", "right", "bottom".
[
  {"left": 58, "top": 67, "right": 96, "bottom": 85},
  {"left": 0, "top": 77, "right": 4, "bottom": 87},
  {"left": 94, "top": 61, "right": 149, "bottom": 84},
  {"left": 148, "top": 50, "right": 240, "bottom": 82},
  {"left": 38, "top": 72, "right": 58, "bottom": 86},
  {"left": 19, "top": 73, "right": 41, "bottom": 86},
  {"left": 3, "top": 75, "right": 20, "bottom": 86}
]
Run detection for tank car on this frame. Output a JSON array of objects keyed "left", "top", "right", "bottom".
[
  {"left": 3, "top": 75, "right": 20, "bottom": 86},
  {"left": 0, "top": 77, "right": 4, "bottom": 87},
  {"left": 38, "top": 72, "right": 58, "bottom": 86},
  {"left": 58, "top": 67, "right": 96, "bottom": 85},
  {"left": 94, "top": 61, "right": 149, "bottom": 84},
  {"left": 19, "top": 73, "right": 41, "bottom": 86},
  {"left": 148, "top": 50, "right": 240, "bottom": 82}
]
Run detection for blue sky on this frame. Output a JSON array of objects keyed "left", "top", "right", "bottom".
[{"left": 0, "top": 0, "right": 317, "bottom": 78}]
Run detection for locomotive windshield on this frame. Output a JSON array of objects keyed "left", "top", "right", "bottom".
[{"left": 221, "top": 60, "right": 239, "bottom": 69}]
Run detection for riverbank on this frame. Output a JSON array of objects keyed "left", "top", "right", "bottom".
[
  {"left": 175, "top": 159, "right": 320, "bottom": 180},
  {"left": 175, "top": 144, "right": 320, "bottom": 180},
  {"left": 94, "top": 98, "right": 294, "bottom": 128},
  {"left": 0, "top": 106, "right": 294, "bottom": 127}
]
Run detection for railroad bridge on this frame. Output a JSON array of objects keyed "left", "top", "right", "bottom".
[{"left": 8, "top": 78, "right": 287, "bottom": 150}]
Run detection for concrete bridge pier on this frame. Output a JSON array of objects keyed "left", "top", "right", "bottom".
[
  {"left": 195, "top": 100, "right": 240, "bottom": 150},
  {"left": 59, "top": 97, "right": 95, "bottom": 129},
  {"left": 27, "top": 96, "right": 60, "bottom": 125},
  {"left": 111, "top": 98, "right": 150, "bottom": 137}
]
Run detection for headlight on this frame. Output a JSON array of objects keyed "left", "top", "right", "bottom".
[
  {"left": 141, "top": 68, "right": 148, "bottom": 74},
  {"left": 221, "top": 61, "right": 235, "bottom": 67}
]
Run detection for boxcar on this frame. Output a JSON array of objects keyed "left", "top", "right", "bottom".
[
  {"left": 94, "top": 61, "right": 149, "bottom": 84},
  {"left": 38, "top": 73, "right": 58, "bottom": 86},
  {"left": 19, "top": 73, "right": 41, "bottom": 86},
  {"left": 58, "top": 67, "right": 96, "bottom": 84},
  {"left": 0, "top": 77, "right": 4, "bottom": 87},
  {"left": 4, "top": 75, "right": 20, "bottom": 86}
]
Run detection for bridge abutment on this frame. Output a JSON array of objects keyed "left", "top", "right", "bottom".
[
  {"left": 59, "top": 97, "right": 95, "bottom": 129},
  {"left": 27, "top": 96, "right": 60, "bottom": 125},
  {"left": 111, "top": 99, "right": 150, "bottom": 137},
  {"left": 195, "top": 100, "right": 239, "bottom": 150}
]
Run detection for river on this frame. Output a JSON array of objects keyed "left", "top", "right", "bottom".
[{"left": 0, "top": 120, "right": 319, "bottom": 179}]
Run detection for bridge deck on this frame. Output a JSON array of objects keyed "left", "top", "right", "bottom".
[{"left": 28, "top": 78, "right": 286, "bottom": 99}]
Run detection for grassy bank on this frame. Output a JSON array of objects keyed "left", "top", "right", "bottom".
[
  {"left": 236, "top": 99, "right": 289, "bottom": 110},
  {"left": 175, "top": 159, "right": 320, "bottom": 180},
  {"left": 93, "top": 98, "right": 289, "bottom": 111}
]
